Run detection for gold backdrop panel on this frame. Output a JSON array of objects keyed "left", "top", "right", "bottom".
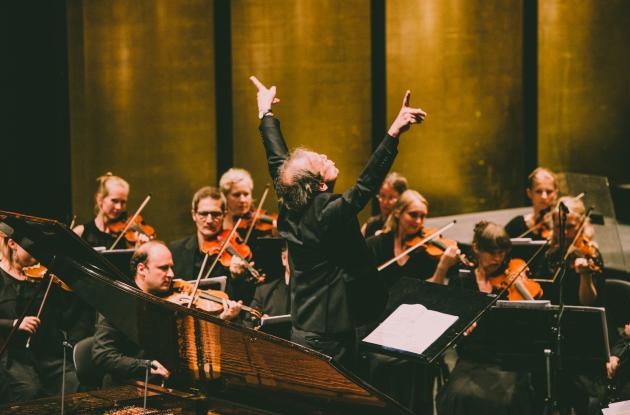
[
  {"left": 387, "top": 0, "right": 525, "bottom": 216},
  {"left": 231, "top": 0, "right": 372, "bottom": 220},
  {"left": 539, "top": 0, "right": 630, "bottom": 183},
  {"left": 67, "top": 0, "right": 216, "bottom": 242}
]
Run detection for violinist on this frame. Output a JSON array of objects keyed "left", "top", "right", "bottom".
[
  {"left": 437, "top": 221, "right": 536, "bottom": 415},
  {"left": 168, "top": 186, "right": 257, "bottom": 304},
  {"left": 220, "top": 167, "right": 276, "bottom": 242},
  {"left": 363, "top": 190, "right": 460, "bottom": 414},
  {"left": 534, "top": 196, "right": 604, "bottom": 307},
  {"left": 505, "top": 167, "right": 557, "bottom": 240},
  {"left": 0, "top": 224, "right": 78, "bottom": 403},
  {"left": 366, "top": 190, "right": 460, "bottom": 288},
  {"left": 361, "top": 171, "right": 408, "bottom": 237},
  {"left": 92, "top": 241, "right": 242, "bottom": 387},
  {"left": 73, "top": 173, "right": 130, "bottom": 248}
]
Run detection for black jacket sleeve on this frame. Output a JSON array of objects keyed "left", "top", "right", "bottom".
[
  {"left": 259, "top": 116, "right": 290, "bottom": 188},
  {"left": 92, "top": 314, "right": 146, "bottom": 381}
]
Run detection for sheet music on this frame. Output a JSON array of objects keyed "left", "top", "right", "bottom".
[
  {"left": 603, "top": 399, "right": 630, "bottom": 414},
  {"left": 362, "top": 304, "right": 458, "bottom": 356},
  {"left": 260, "top": 314, "right": 291, "bottom": 326}
]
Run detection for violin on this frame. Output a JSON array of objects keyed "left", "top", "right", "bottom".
[
  {"left": 405, "top": 227, "right": 473, "bottom": 267},
  {"left": 22, "top": 264, "right": 72, "bottom": 292},
  {"left": 107, "top": 213, "right": 156, "bottom": 247},
  {"left": 236, "top": 210, "right": 277, "bottom": 233},
  {"left": 570, "top": 235, "right": 603, "bottom": 273},
  {"left": 201, "top": 230, "right": 265, "bottom": 284},
  {"left": 165, "top": 279, "right": 262, "bottom": 320},
  {"left": 489, "top": 258, "right": 544, "bottom": 301}
]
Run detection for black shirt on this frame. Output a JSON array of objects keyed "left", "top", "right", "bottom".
[
  {"left": 260, "top": 116, "right": 395, "bottom": 334},
  {"left": 366, "top": 231, "right": 441, "bottom": 288},
  {"left": 249, "top": 278, "right": 290, "bottom": 318}
]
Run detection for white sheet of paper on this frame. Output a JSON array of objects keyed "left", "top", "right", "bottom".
[{"left": 362, "top": 303, "right": 459, "bottom": 355}]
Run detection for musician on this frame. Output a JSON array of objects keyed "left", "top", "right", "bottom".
[
  {"left": 168, "top": 186, "right": 256, "bottom": 304},
  {"left": 251, "top": 75, "right": 426, "bottom": 367},
  {"left": 0, "top": 224, "right": 78, "bottom": 403},
  {"left": 361, "top": 172, "right": 408, "bottom": 237},
  {"left": 220, "top": 168, "right": 253, "bottom": 230},
  {"left": 92, "top": 241, "right": 241, "bottom": 387},
  {"left": 505, "top": 167, "right": 557, "bottom": 240},
  {"left": 73, "top": 173, "right": 129, "bottom": 249},
  {"left": 366, "top": 189, "right": 460, "bottom": 288},
  {"left": 249, "top": 240, "right": 290, "bottom": 319},
  {"left": 534, "top": 196, "right": 604, "bottom": 306},
  {"left": 437, "top": 221, "right": 536, "bottom": 415}
]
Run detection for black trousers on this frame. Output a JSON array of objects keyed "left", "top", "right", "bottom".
[{"left": 0, "top": 353, "right": 78, "bottom": 403}]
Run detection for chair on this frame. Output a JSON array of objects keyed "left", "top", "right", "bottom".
[
  {"left": 186, "top": 276, "right": 227, "bottom": 292},
  {"left": 73, "top": 336, "right": 104, "bottom": 389}
]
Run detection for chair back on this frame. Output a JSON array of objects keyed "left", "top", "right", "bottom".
[{"left": 73, "top": 336, "right": 104, "bottom": 389}]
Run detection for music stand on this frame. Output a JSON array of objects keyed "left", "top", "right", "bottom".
[
  {"left": 99, "top": 248, "right": 135, "bottom": 279},
  {"left": 360, "top": 278, "right": 495, "bottom": 364}
]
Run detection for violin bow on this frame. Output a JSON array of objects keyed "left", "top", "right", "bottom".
[
  {"left": 378, "top": 221, "right": 456, "bottom": 272},
  {"left": 498, "top": 242, "right": 549, "bottom": 301},
  {"left": 108, "top": 193, "right": 152, "bottom": 251},
  {"left": 25, "top": 270, "right": 56, "bottom": 348},
  {"left": 244, "top": 184, "right": 271, "bottom": 245},
  {"left": 187, "top": 218, "right": 242, "bottom": 308}
]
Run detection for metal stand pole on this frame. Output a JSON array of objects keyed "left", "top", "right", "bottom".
[{"left": 61, "top": 340, "right": 73, "bottom": 415}]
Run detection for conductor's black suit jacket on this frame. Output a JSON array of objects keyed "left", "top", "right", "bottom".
[{"left": 259, "top": 116, "right": 398, "bottom": 334}]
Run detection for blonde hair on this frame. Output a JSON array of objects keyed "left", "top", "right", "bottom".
[
  {"left": 219, "top": 168, "right": 253, "bottom": 196},
  {"left": 528, "top": 167, "right": 557, "bottom": 190},
  {"left": 94, "top": 172, "right": 130, "bottom": 214},
  {"left": 0, "top": 234, "right": 14, "bottom": 269},
  {"left": 383, "top": 190, "right": 428, "bottom": 234},
  {"left": 551, "top": 196, "right": 595, "bottom": 246}
]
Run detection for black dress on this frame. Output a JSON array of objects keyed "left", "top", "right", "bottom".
[
  {"left": 505, "top": 215, "right": 549, "bottom": 241},
  {"left": 80, "top": 219, "right": 116, "bottom": 249},
  {"left": 0, "top": 268, "right": 78, "bottom": 403},
  {"left": 436, "top": 271, "right": 536, "bottom": 415}
]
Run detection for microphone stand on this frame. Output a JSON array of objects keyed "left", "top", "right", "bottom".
[
  {"left": 142, "top": 359, "right": 153, "bottom": 413},
  {"left": 61, "top": 339, "right": 74, "bottom": 415},
  {"left": 544, "top": 202, "right": 569, "bottom": 415}
]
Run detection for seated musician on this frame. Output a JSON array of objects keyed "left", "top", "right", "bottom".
[
  {"left": 73, "top": 173, "right": 130, "bottom": 249},
  {"left": 361, "top": 171, "right": 408, "bottom": 237},
  {"left": 0, "top": 224, "right": 78, "bottom": 403},
  {"left": 249, "top": 240, "right": 290, "bottom": 319},
  {"left": 92, "top": 241, "right": 242, "bottom": 387},
  {"left": 505, "top": 167, "right": 557, "bottom": 240},
  {"left": 366, "top": 189, "right": 460, "bottom": 288},
  {"left": 534, "top": 196, "right": 604, "bottom": 306},
  {"left": 168, "top": 186, "right": 256, "bottom": 304},
  {"left": 437, "top": 221, "right": 536, "bottom": 415}
]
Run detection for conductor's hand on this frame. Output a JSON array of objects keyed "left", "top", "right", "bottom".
[
  {"left": 249, "top": 76, "right": 280, "bottom": 114},
  {"left": 150, "top": 360, "right": 170, "bottom": 380},
  {"left": 15, "top": 316, "right": 41, "bottom": 335},
  {"left": 387, "top": 90, "right": 427, "bottom": 138}
]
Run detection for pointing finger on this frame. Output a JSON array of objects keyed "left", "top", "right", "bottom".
[
  {"left": 249, "top": 76, "right": 266, "bottom": 90},
  {"left": 402, "top": 90, "right": 411, "bottom": 107}
]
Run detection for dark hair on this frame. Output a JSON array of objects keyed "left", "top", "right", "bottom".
[
  {"left": 276, "top": 168, "right": 322, "bottom": 212},
  {"left": 383, "top": 172, "right": 408, "bottom": 195},
  {"left": 472, "top": 221, "right": 511, "bottom": 253},
  {"left": 130, "top": 240, "right": 167, "bottom": 275}
]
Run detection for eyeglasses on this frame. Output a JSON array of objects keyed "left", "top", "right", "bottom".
[
  {"left": 377, "top": 195, "right": 398, "bottom": 203},
  {"left": 196, "top": 210, "right": 224, "bottom": 219}
]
